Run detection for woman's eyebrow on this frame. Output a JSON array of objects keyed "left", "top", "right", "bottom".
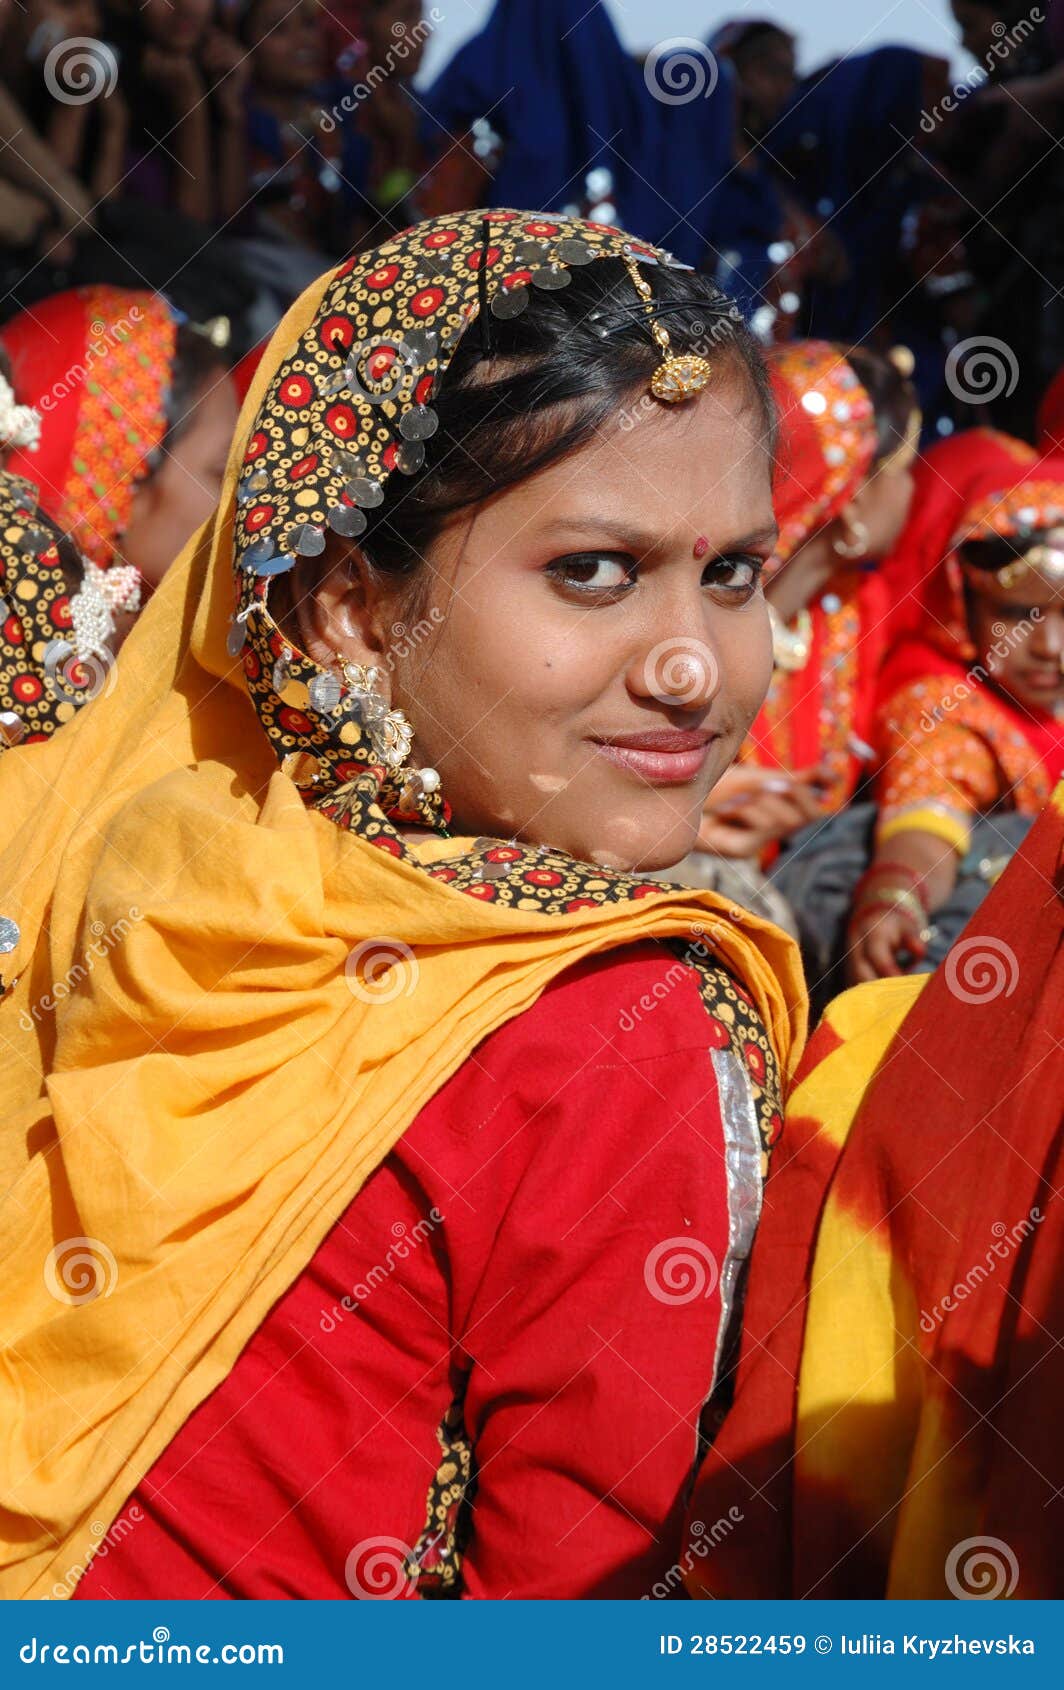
[{"left": 535, "top": 516, "right": 779, "bottom": 553}]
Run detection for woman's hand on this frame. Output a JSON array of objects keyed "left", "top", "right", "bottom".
[
  {"left": 846, "top": 904, "right": 927, "bottom": 983},
  {"left": 696, "top": 765, "right": 827, "bottom": 858},
  {"left": 142, "top": 47, "right": 206, "bottom": 115},
  {"left": 202, "top": 29, "right": 250, "bottom": 126}
]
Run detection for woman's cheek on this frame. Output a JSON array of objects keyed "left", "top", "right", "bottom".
[{"left": 720, "top": 609, "right": 773, "bottom": 727}]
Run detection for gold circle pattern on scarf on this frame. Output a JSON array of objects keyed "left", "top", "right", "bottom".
[{"left": 0, "top": 470, "right": 95, "bottom": 747}]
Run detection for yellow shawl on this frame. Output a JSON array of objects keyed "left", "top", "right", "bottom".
[{"left": 0, "top": 245, "right": 804, "bottom": 1598}]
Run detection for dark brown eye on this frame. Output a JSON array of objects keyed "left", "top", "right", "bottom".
[
  {"left": 545, "top": 553, "right": 637, "bottom": 594},
  {"left": 702, "top": 555, "right": 763, "bottom": 594}
]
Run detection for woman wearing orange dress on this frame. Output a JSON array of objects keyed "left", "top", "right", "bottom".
[{"left": 849, "top": 450, "right": 1064, "bottom": 980}]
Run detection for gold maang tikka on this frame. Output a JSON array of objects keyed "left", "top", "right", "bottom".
[{"left": 622, "top": 255, "right": 712, "bottom": 403}]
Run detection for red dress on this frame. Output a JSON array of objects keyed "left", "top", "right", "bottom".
[{"left": 73, "top": 942, "right": 756, "bottom": 1600}]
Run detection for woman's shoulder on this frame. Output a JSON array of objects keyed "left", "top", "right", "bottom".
[
  {"left": 492, "top": 938, "right": 744, "bottom": 1070},
  {"left": 400, "top": 936, "right": 780, "bottom": 1190}
]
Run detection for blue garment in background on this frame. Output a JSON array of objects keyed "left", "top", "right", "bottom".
[{"left": 420, "top": 0, "right": 783, "bottom": 289}]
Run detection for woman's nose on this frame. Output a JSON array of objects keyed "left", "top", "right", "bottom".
[
  {"left": 1029, "top": 608, "right": 1064, "bottom": 656},
  {"left": 631, "top": 632, "right": 721, "bottom": 710}
]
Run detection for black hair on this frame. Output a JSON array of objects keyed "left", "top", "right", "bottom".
[
  {"left": 161, "top": 323, "right": 229, "bottom": 452},
  {"left": 353, "top": 257, "right": 773, "bottom": 590},
  {"left": 727, "top": 23, "right": 796, "bottom": 69},
  {"left": 846, "top": 346, "right": 920, "bottom": 466},
  {"left": 959, "top": 531, "right": 1052, "bottom": 575}
]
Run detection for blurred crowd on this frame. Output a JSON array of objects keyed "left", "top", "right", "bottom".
[
  {"left": 2, "top": 0, "right": 1064, "bottom": 1008},
  {"left": 4, "top": 0, "right": 1064, "bottom": 419}
]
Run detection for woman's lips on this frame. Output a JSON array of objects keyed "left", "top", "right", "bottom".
[
  {"left": 590, "top": 729, "right": 716, "bottom": 785},
  {"left": 1018, "top": 669, "right": 1064, "bottom": 695}
]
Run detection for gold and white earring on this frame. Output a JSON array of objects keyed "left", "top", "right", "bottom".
[
  {"left": 336, "top": 655, "right": 440, "bottom": 808},
  {"left": 832, "top": 514, "right": 869, "bottom": 559}
]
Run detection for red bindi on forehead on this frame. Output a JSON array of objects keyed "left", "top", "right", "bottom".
[{"left": 693, "top": 536, "right": 709, "bottom": 559}]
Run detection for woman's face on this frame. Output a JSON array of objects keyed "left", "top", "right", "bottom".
[
  {"left": 123, "top": 372, "right": 237, "bottom": 590},
  {"left": 363, "top": 0, "right": 426, "bottom": 79},
  {"left": 736, "top": 34, "right": 797, "bottom": 127},
  {"left": 966, "top": 566, "right": 1064, "bottom": 714},
  {"left": 378, "top": 372, "right": 775, "bottom": 872},
  {"left": 951, "top": 0, "right": 996, "bottom": 60},
  {"left": 141, "top": 0, "right": 213, "bottom": 51},
  {"left": 248, "top": 0, "right": 323, "bottom": 92}
]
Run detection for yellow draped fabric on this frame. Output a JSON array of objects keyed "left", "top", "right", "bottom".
[{"left": 0, "top": 273, "right": 805, "bottom": 1598}]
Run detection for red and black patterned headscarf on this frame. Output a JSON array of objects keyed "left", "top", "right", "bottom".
[{"left": 0, "top": 471, "right": 107, "bottom": 748}]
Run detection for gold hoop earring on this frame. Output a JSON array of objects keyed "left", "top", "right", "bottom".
[{"left": 832, "top": 515, "right": 869, "bottom": 560}]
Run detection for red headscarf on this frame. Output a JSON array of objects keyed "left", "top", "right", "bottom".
[
  {"left": 878, "top": 426, "right": 1039, "bottom": 650},
  {"left": 1, "top": 286, "right": 176, "bottom": 571},
  {"left": 766, "top": 340, "right": 878, "bottom": 571},
  {"left": 230, "top": 339, "right": 270, "bottom": 407},
  {"left": 745, "top": 344, "right": 881, "bottom": 807},
  {"left": 879, "top": 438, "right": 1064, "bottom": 790}
]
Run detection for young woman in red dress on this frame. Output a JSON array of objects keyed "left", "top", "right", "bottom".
[{"left": 0, "top": 211, "right": 804, "bottom": 1600}]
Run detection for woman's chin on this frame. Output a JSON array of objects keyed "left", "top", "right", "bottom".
[{"left": 583, "top": 822, "right": 701, "bottom": 876}]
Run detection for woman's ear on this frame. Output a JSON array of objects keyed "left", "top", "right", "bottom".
[{"left": 290, "top": 543, "right": 392, "bottom": 690}]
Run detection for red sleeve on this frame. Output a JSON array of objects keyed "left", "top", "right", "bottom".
[{"left": 445, "top": 948, "right": 732, "bottom": 1599}]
